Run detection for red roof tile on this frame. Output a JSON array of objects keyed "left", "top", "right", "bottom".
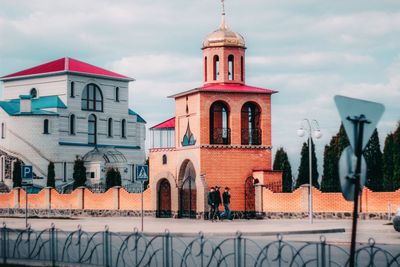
[
  {"left": 150, "top": 117, "right": 175, "bottom": 129},
  {"left": 169, "top": 83, "right": 277, "bottom": 98},
  {"left": 199, "top": 83, "right": 276, "bottom": 93},
  {"left": 1, "top": 57, "right": 132, "bottom": 80}
]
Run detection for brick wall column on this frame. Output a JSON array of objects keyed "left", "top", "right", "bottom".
[
  {"left": 78, "top": 187, "right": 85, "bottom": 209},
  {"left": 113, "top": 186, "right": 121, "bottom": 210},
  {"left": 300, "top": 185, "right": 309, "bottom": 212},
  {"left": 253, "top": 171, "right": 264, "bottom": 215},
  {"left": 44, "top": 187, "right": 51, "bottom": 210},
  {"left": 13, "top": 187, "right": 21, "bottom": 208}
]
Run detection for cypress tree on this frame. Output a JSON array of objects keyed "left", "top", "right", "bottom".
[
  {"left": 383, "top": 133, "right": 395, "bottom": 191},
  {"left": 47, "top": 161, "right": 56, "bottom": 188},
  {"left": 73, "top": 157, "right": 86, "bottom": 189},
  {"left": 296, "top": 139, "right": 319, "bottom": 189},
  {"left": 393, "top": 123, "right": 400, "bottom": 190},
  {"left": 363, "top": 129, "right": 383, "bottom": 191},
  {"left": 12, "top": 160, "right": 22, "bottom": 188},
  {"left": 273, "top": 147, "right": 293, "bottom": 192},
  {"left": 106, "top": 167, "right": 122, "bottom": 190},
  {"left": 321, "top": 124, "right": 349, "bottom": 192}
]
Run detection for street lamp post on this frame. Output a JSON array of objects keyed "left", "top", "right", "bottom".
[{"left": 297, "top": 119, "right": 322, "bottom": 224}]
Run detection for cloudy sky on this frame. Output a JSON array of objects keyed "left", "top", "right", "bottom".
[{"left": 1, "top": 0, "right": 399, "bottom": 176}]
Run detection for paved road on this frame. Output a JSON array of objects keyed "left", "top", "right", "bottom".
[
  {"left": 2, "top": 216, "right": 399, "bottom": 245},
  {"left": 1, "top": 217, "right": 399, "bottom": 266}
]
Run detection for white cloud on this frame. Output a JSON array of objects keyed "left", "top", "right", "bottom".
[{"left": 248, "top": 52, "right": 374, "bottom": 67}]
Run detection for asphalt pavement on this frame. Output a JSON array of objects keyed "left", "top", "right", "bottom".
[{"left": 1, "top": 216, "right": 399, "bottom": 245}]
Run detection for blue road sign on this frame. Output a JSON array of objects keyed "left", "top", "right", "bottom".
[
  {"left": 136, "top": 165, "right": 149, "bottom": 182},
  {"left": 334, "top": 95, "right": 385, "bottom": 151},
  {"left": 21, "top": 165, "right": 33, "bottom": 186}
]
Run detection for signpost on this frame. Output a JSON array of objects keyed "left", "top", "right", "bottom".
[
  {"left": 21, "top": 165, "right": 33, "bottom": 228},
  {"left": 334, "top": 95, "right": 385, "bottom": 267},
  {"left": 136, "top": 165, "right": 149, "bottom": 232}
]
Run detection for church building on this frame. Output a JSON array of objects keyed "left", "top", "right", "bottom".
[
  {"left": 149, "top": 5, "right": 282, "bottom": 218},
  {"left": 0, "top": 57, "right": 146, "bottom": 192}
]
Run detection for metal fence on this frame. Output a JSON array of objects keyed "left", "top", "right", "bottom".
[{"left": 0, "top": 223, "right": 399, "bottom": 267}]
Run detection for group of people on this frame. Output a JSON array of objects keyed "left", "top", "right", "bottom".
[{"left": 207, "top": 186, "right": 233, "bottom": 221}]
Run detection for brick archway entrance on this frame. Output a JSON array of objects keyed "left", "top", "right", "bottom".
[
  {"left": 178, "top": 160, "right": 196, "bottom": 218},
  {"left": 244, "top": 176, "right": 256, "bottom": 219},
  {"left": 157, "top": 178, "right": 171, "bottom": 218}
]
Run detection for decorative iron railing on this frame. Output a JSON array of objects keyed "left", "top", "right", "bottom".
[
  {"left": 241, "top": 128, "right": 262, "bottom": 145},
  {"left": 0, "top": 224, "right": 399, "bottom": 266},
  {"left": 210, "top": 128, "right": 231, "bottom": 145}
]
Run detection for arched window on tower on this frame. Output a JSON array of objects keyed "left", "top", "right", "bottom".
[
  {"left": 121, "top": 119, "right": 126, "bottom": 138},
  {"left": 108, "top": 118, "right": 113, "bottom": 137},
  {"left": 228, "top": 55, "right": 234, "bottom": 80},
  {"left": 210, "top": 101, "right": 230, "bottom": 144},
  {"left": 81, "top": 83, "right": 103, "bottom": 112},
  {"left": 204, "top": 56, "right": 207, "bottom": 82},
  {"left": 213, "top": 55, "right": 220, "bottom": 81},
  {"left": 115, "top": 87, "right": 119, "bottom": 102},
  {"left": 70, "top": 82, "right": 75, "bottom": 98},
  {"left": 43, "top": 119, "right": 49, "bottom": 134},
  {"left": 241, "top": 56, "right": 244, "bottom": 81},
  {"left": 69, "top": 114, "right": 75, "bottom": 135},
  {"left": 241, "top": 102, "right": 261, "bottom": 145},
  {"left": 30, "top": 88, "right": 37, "bottom": 98},
  {"left": 88, "top": 114, "right": 97, "bottom": 145}
]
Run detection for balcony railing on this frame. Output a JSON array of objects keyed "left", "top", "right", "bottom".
[
  {"left": 210, "top": 128, "right": 231, "bottom": 145},
  {"left": 241, "top": 128, "right": 262, "bottom": 145}
]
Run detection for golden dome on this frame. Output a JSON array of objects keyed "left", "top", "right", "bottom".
[{"left": 202, "top": 12, "right": 246, "bottom": 49}]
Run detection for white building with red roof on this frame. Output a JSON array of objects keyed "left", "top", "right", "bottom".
[{"left": 0, "top": 57, "right": 146, "bottom": 192}]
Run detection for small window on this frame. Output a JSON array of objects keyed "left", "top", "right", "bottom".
[
  {"left": 121, "top": 119, "right": 126, "bottom": 138},
  {"left": 43, "top": 119, "right": 49, "bottom": 134},
  {"left": 1, "top": 123, "right": 4, "bottom": 139},
  {"left": 70, "top": 82, "right": 75, "bottom": 98},
  {"left": 162, "top": 154, "right": 167, "bottom": 165},
  {"left": 228, "top": 55, "right": 234, "bottom": 80},
  {"left": 241, "top": 56, "right": 244, "bottom": 81},
  {"left": 204, "top": 56, "right": 207, "bottom": 82},
  {"left": 108, "top": 118, "right": 113, "bottom": 137},
  {"left": 63, "top": 162, "right": 67, "bottom": 182},
  {"left": 69, "top": 114, "right": 75, "bottom": 135},
  {"left": 90, "top": 172, "right": 95, "bottom": 178},
  {"left": 115, "top": 87, "right": 119, "bottom": 102},
  {"left": 213, "top": 55, "right": 220, "bottom": 80},
  {"left": 30, "top": 88, "right": 37, "bottom": 98}
]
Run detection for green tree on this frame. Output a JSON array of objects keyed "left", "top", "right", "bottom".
[
  {"left": 295, "top": 139, "right": 319, "bottom": 189},
  {"left": 393, "top": 123, "right": 400, "bottom": 190},
  {"left": 382, "top": 133, "right": 395, "bottom": 191},
  {"left": 321, "top": 124, "right": 349, "bottom": 192},
  {"left": 363, "top": 129, "right": 383, "bottom": 191},
  {"left": 12, "top": 160, "right": 22, "bottom": 187},
  {"left": 73, "top": 157, "right": 86, "bottom": 189},
  {"left": 47, "top": 161, "right": 55, "bottom": 188},
  {"left": 273, "top": 147, "right": 293, "bottom": 192},
  {"left": 106, "top": 167, "right": 122, "bottom": 190}
]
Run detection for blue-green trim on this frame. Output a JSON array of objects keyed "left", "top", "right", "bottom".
[
  {"left": 128, "top": 109, "right": 146, "bottom": 123},
  {"left": 0, "top": 95, "right": 67, "bottom": 116},
  {"left": 19, "top": 95, "right": 32, "bottom": 99},
  {"left": 59, "top": 142, "right": 141, "bottom": 150}
]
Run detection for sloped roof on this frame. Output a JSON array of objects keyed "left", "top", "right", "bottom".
[
  {"left": 128, "top": 109, "right": 146, "bottom": 123},
  {"left": 0, "top": 95, "right": 66, "bottom": 116},
  {"left": 169, "top": 83, "right": 277, "bottom": 98},
  {"left": 1, "top": 57, "right": 133, "bottom": 81},
  {"left": 150, "top": 117, "right": 175, "bottom": 129}
]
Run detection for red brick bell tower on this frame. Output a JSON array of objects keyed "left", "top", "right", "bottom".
[{"left": 149, "top": 2, "right": 282, "bottom": 219}]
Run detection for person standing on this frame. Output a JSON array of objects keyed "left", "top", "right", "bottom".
[
  {"left": 222, "top": 187, "right": 232, "bottom": 220},
  {"left": 214, "top": 185, "right": 222, "bottom": 220},
  {"left": 208, "top": 187, "right": 216, "bottom": 221}
]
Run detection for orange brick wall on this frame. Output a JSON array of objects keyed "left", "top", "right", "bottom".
[
  {"left": 83, "top": 189, "right": 114, "bottom": 210},
  {"left": 201, "top": 147, "right": 271, "bottom": 211},
  {"left": 0, "top": 190, "right": 15, "bottom": 208},
  {"left": 51, "top": 189, "right": 82, "bottom": 209},
  {"left": 120, "top": 188, "right": 152, "bottom": 210},
  {"left": 262, "top": 186, "right": 400, "bottom": 213}
]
